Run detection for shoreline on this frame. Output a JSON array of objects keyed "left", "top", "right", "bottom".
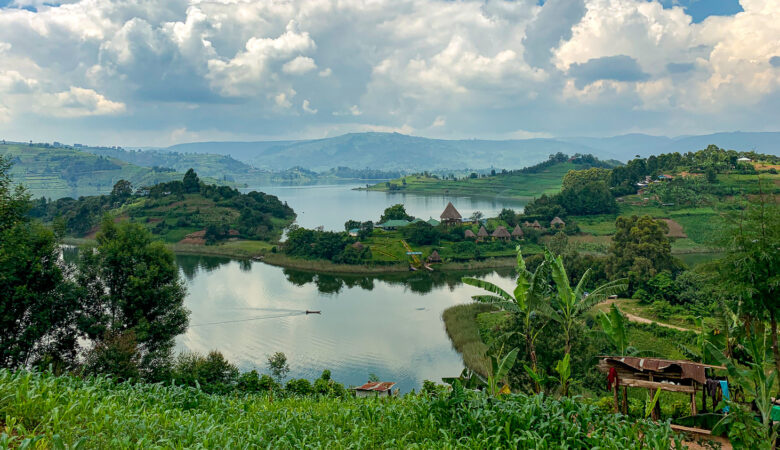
[
  {"left": 354, "top": 186, "right": 533, "bottom": 202},
  {"left": 62, "top": 237, "right": 519, "bottom": 274}
]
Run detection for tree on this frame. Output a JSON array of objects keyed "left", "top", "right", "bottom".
[
  {"left": 268, "top": 352, "right": 290, "bottom": 383},
  {"left": 607, "top": 215, "right": 680, "bottom": 291},
  {"left": 0, "top": 155, "right": 80, "bottom": 370},
  {"left": 498, "top": 208, "right": 517, "bottom": 226},
  {"left": 470, "top": 211, "right": 483, "bottom": 222},
  {"left": 379, "top": 204, "right": 412, "bottom": 222},
  {"left": 562, "top": 168, "right": 611, "bottom": 191},
  {"left": 559, "top": 181, "right": 617, "bottom": 215},
  {"left": 543, "top": 251, "right": 627, "bottom": 395},
  {"left": 78, "top": 217, "right": 189, "bottom": 376},
  {"left": 182, "top": 168, "right": 200, "bottom": 194},
  {"left": 110, "top": 179, "right": 133, "bottom": 203},
  {"left": 344, "top": 220, "right": 361, "bottom": 232},
  {"left": 716, "top": 190, "right": 780, "bottom": 384}
]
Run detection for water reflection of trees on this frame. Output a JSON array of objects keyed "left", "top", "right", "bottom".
[
  {"left": 282, "top": 266, "right": 516, "bottom": 294},
  {"left": 176, "top": 254, "right": 236, "bottom": 280}
]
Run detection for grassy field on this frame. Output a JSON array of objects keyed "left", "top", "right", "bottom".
[
  {"left": 0, "top": 370, "right": 681, "bottom": 448},
  {"left": 363, "top": 162, "right": 585, "bottom": 200}
]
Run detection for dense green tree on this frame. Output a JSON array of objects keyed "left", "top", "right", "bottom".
[
  {"left": 182, "top": 168, "right": 200, "bottom": 194},
  {"left": 0, "top": 156, "right": 80, "bottom": 369},
  {"left": 110, "top": 179, "right": 133, "bottom": 203},
  {"left": 607, "top": 215, "right": 680, "bottom": 290},
  {"left": 268, "top": 352, "right": 290, "bottom": 384},
  {"left": 716, "top": 191, "right": 780, "bottom": 384},
  {"left": 559, "top": 181, "right": 617, "bottom": 215},
  {"left": 561, "top": 168, "right": 611, "bottom": 191},
  {"left": 77, "top": 217, "right": 189, "bottom": 375},
  {"left": 379, "top": 204, "right": 413, "bottom": 222},
  {"left": 498, "top": 208, "right": 517, "bottom": 226},
  {"left": 403, "top": 222, "right": 441, "bottom": 245}
]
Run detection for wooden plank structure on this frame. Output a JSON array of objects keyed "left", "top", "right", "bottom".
[{"left": 598, "top": 356, "right": 725, "bottom": 420}]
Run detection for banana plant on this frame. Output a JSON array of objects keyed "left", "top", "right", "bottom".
[
  {"left": 554, "top": 353, "right": 571, "bottom": 397},
  {"left": 487, "top": 346, "right": 519, "bottom": 397},
  {"left": 542, "top": 251, "right": 627, "bottom": 396},
  {"left": 706, "top": 328, "right": 778, "bottom": 446},
  {"left": 462, "top": 247, "right": 549, "bottom": 393},
  {"left": 677, "top": 316, "right": 726, "bottom": 365},
  {"left": 598, "top": 303, "right": 635, "bottom": 356}
]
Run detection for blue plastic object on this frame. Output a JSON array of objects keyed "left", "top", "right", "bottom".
[{"left": 720, "top": 380, "right": 730, "bottom": 413}]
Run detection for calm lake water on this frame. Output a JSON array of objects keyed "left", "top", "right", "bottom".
[
  {"left": 246, "top": 182, "right": 528, "bottom": 231},
  {"left": 176, "top": 255, "right": 515, "bottom": 392}
]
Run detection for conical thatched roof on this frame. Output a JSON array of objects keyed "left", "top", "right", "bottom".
[
  {"left": 464, "top": 229, "right": 476, "bottom": 238},
  {"left": 477, "top": 225, "right": 489, "bottom": 237},
  {"left": 492, "top": 226, "right": 511, "bottom": 238},
  {"left": 511, "top": 225, "right": 524, "bottom": 237},
  {"left": 440, "top": 202, "right": 462, "bottom": 220},
  {"left": 351, "top": 241, "right": 365, "bottom": 250},
  {"left": 532, "top": 220, "right": 542, "bottom": 229},
  {"left": 523, "top": 221, "right": 532, "bottom": 227},
  {"left": 428, "top": 250, "right": 442, "bottom": 263},
  {"left": 551, "top": 216, "right": 565, "bottom": 226}
]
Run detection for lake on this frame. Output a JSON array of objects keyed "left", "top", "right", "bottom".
[
  {"left": 176, "top": 254, "right": 515, "bottom": 392},
  {"left": 245, "top": 182, "right": 528, "bottom": 230}
]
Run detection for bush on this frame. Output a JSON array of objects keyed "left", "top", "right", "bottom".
[
  {"left": 170, "top": 351, "right": 239, "bottom": 394},
  {"left": 82, "top": 331, "right": 141, "bottom": 382},
  {"left": 285, "top": 378, "right": 314, "bottom": 396},
  {"left": 237, "top": 370, "right": 277, "bottom": 393}
]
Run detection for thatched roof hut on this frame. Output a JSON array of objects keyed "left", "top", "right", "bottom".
[
  {"left": 477, "top": 225, "right": 489, "bottom": 238},
  {"left": 523, "top": 221, "right": 532, "bottom": 227},
  {"left": 511, "top": 225, "right": 524, "bottom": 238},
  {"left": 551, "top": 216, "right": 565, "bottom": 228},
  {"left": 492, "top": 226, "right": 511, "bottom": 240},
  {"left": 427, "top": 250, "right": 442, "bottom": 263},
  {"left": 464, "top": 229, "right": 476, "bottom": 239},
  {"left": 531, "top": 220, "right": 542, "bottom": 229},
  {"left": 440, "top": 202, "right": 462, "bottom": 224},
  {"left": 351, "top": 241, "right": 365, "bottom": 250}
]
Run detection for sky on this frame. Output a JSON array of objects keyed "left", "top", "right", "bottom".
[{"left": 0, "top": 0, "right": 778, "bottom": 147}]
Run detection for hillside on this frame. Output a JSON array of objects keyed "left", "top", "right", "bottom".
[
  {"left": 166, "top": 131, "right": 780, "bottom": 171},
  {"left": 364, "top": 154, "right": 619, "bottom": 200},
  {"left": 0, "top": 142, "right": 226, "bottom": 199},
  {"left": 33, "top": 171, "right": 295, "bottom": 245},
  {"left": 0, "top": 370, "right": 680, "bottom": 448}
]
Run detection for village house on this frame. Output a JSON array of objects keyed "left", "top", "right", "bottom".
[
  {"left": 427, "top": 250, "right": 442, "bottom": 264},
  {"left": 492, "top": 226, "right": 511, "bottom": 241},
  {"left": 477, "top": 225, "right": 489, "bottom": 241},
  {"left": 464, "top": 229, "right": 476, "bottom": 239},
  {"left": 353, "top": 381, "right": 397, "bottom": 398},
  {"left": 511, "top": 225, "right": 524, "bottom": 240},
  {"left": 550, "top": 217, "right": 565, "bottom": 228},
  {"left": 440, "top": 202, "right": 462, "bottom": 226}
]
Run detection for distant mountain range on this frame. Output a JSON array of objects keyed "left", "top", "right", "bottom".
[{"left": 165, "top": 131, "right": 780, "bottom": 171}]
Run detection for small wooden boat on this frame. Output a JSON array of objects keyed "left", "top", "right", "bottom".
[{"left": 305, "top": 310, "right": 321, "bottom": 314}]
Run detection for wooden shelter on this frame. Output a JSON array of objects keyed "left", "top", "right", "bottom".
[
  {"left": 351, "top": 241, "right": 365, "bottom": 251},
  {"left": 353, "top": 381, "right": 397, "bottom": 398},
  {"left": 427, "top": 250, "right": 442, "bottom": 263},
  {"left": 599, "top": 356, "right": 724, "bottom": 419},
  {"left": 440, "top": 202, "right": 462, "bottom": 226},
  {"left": 464, "top": 229, "right": 476, "bottom": 239},
  {"left": 492, "top": 226, "right": 511, "bottom": 241},
  {"left": 550, "top": 217, "right": 565, "bottom": 228},
  {"left": 511, "top": 225, "right": 524, "bottom": 239},
  {"left": 477, "top": 225, "right": 489, "bottom": 241},
  {"left": 531, "top": 220, "right": 542, "bottom": 229}
]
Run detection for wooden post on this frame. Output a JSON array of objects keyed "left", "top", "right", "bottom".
[
  {"left": 690, "top": 386, "right": 698, "bottom": 416},
  {"left": 613, "top": 380, "right": 620, "bottom": 413},
  {"left": 622, "top": 386, "right": 628, "bottom": 415}
]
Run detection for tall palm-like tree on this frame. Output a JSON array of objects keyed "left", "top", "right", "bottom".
[
  {"left": 545, "top": 252, "right": 628, "bottom": 355},
  {"left": 462, "top": 248, "right": 549, "bottom": 393},
  {"left": 544, "top": 251, "right": 627, "bottom": 395}
]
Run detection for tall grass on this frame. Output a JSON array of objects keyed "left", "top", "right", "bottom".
[
  {"left": 0, "top": 370, "right": 681, "bottom": 449},
  {"left": 442, "top": 303, "right": 495, "bottom": 376}
]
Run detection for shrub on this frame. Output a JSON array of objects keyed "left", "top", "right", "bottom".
[
  {"left": 170, "top": 351, "right": 239, "bottom": 394},
  {"left": 285, "top": 378, "right": 314, "bottom": 396}
]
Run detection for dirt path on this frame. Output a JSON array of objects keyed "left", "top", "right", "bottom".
[{"left": 601, "top": 299, "right": 697, "bottom": 333}]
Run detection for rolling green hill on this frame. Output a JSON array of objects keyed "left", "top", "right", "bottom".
[
  {"left": 0, "top": 143, "right": 225, "bottom": 199},
  {"left": 364, "top": 154, "right": 620, "bottom": 200}
]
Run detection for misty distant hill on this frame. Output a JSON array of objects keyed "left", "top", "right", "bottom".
[{"left": 165, "top": 131, "right": 780, "bottom": 171}]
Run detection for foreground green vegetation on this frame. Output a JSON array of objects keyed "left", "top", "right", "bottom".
[{"left": 0, "top": 370, "right": 682, "bottom": 449}]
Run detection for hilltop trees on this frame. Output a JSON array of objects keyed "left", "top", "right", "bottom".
[{"left": 380, "top": 204, "right": 413, "bottom": 222}]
